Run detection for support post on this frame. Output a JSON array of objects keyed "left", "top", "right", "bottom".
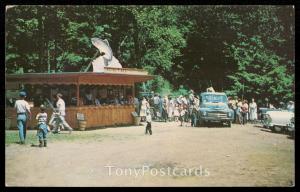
[
  {"left": 76, "top": 83, "right": 80, "bottom": 107},
  {"left": 132, "top": 83, "right": 135, "bottom": 98}
]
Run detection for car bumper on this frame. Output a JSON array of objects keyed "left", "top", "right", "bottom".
[{"left": 201, "top": 116, "right": 233, "bottom": 122}]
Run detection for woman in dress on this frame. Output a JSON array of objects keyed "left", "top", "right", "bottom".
[
  {"left": 173, "top": 103, "right": 180, "bottom": 122},
  {"left": 140, "top": 97, "right": 148, "bottom": 121},
  {"left": 168, "top": 96, "right": 174, "bottom": 121},
  {"left": 249, "top": 98, "right": 258, "bottom": 123}
]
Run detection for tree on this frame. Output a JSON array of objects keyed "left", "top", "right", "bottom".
[{"left": 5, "top": 5, "right": 294, "bottom": 103}]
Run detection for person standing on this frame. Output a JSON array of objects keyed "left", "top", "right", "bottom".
[
  {"left": 158, "top": 95, "right": 163, "bottom": 120},
  {"left": 177, "top": 95, "right": 183, "bottom": 105},
  {"left": 162, "top": 96, "right": 169, "bottom": 122},
  {"left": 36, "top": 105, "right": 49, "bottom": 147},
  {"left": 153, "top": 94, "right": 160, "bottom": 120},
  {"left": 173, "top": 103, "right": 180, "bottom": 122},
  {"left": 56, "top": 93, "right": 73, "bottom": 133},
  {"left": 241, "top": 100, "right": 249, "bottom": 125},
  {"left": 168, "top": 96, "right": 175, "bottom": 121},
  {"left": 194, "top": 95, "right": 200, "bottom": 108},
  {"left": 134, "top": 96, "right": 140, "bottom": 114},
  {"left": 249, "top": 98, "right": 258, "bottom": 123},
  {"left": 14, "top": 91, "right": 31, "bottom": 144},
  {"left": 182, "top": 95, "right": 190, "bottom": 124},
  {"left": 231, "top": 96, "right": 238, "bottom": 124},
  {"left": 149, "top": 92, "right": 155, "bottom": 108},
  {"left": 179, "top": 105, "right": 187, "bottom": 126},
  {"left": 145, "top": 109, "right": 152, "bottom": 135},
  {"left": 140, "top": 97, "right": 148, "bottom": 122},
  {"left": 191, "top": 96, "right": 199, "bottom": 127},
  {"left": 236, "top": 99, "right": 243, "bottom": 124}
]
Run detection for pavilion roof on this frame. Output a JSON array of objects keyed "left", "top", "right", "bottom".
[{"left": 6, "top": 68, "right": 154, "bottom": 88}]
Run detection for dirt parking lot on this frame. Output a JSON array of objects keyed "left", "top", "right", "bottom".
[{"left": 5, "top": 122, "right": 294, "bottom": 187}]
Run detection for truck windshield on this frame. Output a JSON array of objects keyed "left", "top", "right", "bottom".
[{"left": 202, "top": 95, "right": 227, "bottom": 103}]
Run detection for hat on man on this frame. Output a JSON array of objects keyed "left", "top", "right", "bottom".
[
  {"left": 57, "top": 93, "right": 63, "bottom": 98},
  {"left": 19, "top": 91, "right": 26, "bottom": 97}
]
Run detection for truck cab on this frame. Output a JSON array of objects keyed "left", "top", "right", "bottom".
[{"left": 198, "top": 92, "right": 234, "bottom": 127}]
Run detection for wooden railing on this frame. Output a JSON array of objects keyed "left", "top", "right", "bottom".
[{"left": 5, "top": 105, "right": 135, "bottom": 130}]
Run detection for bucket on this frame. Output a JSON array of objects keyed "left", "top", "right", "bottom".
[
  {"left": 78, "top": 120, "right": 87, "bottom": 131},
  {"left": 133, "top": 116, "right": 141, "bottom": 126}
]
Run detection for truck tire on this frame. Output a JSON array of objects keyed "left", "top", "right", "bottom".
[
  {"left": 271, "top": 126, "right": 282, "bottom": 133},
  {"left": 227, "top": 121, "right": 232, "bottom": 128},
  {"left": 274, "top": 126, "right": 282, "bottom": 133}
]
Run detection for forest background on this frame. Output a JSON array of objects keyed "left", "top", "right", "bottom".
[{"left": 5, "top": 5, "right": 295, "bottom": 106}]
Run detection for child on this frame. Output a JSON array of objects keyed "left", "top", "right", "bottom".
[
  {"left": 36, "top": 105, "right": 49, "bottom": 147},
  {"left": 145, "top": 109, "right": 152, "bottom": 135}
]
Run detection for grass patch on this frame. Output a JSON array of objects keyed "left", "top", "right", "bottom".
[{"left": 5, "top": 130, "right": 138, "bottom": 145}]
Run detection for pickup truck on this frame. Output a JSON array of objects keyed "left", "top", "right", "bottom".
[{"left": 198, "top": 92, "right": 234, "bottom": 127}]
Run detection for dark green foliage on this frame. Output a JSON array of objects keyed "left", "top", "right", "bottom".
[{"left": 5, "top": 5, "right": 294, "bottom": 105}]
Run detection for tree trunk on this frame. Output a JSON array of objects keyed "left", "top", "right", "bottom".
[
  {"left": 47, "top": 44, "right": 50, "bottom": 73},
  {"left": 37, "top": 7, "right": 44, "bottom": 72}
]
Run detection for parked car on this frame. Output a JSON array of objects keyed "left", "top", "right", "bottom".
[
  {"left": 263, "top": 110, "right": 294, "bottom": 133},
  {"left": 259, "top": 107, "right": 282, "bottom": 127},
  {"left": 258, "top": 107, "right": 281, "bottom": 120},
  {"left": 287, "top": 116, "right": 295, "bottom": 137},
  {"left": 198, "top": 92, "right": 234, "bottom": 127}
]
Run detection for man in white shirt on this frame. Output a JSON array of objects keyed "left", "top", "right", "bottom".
[
  {"left": 56, "top": 93, "right": 73, "bottom": 133},
  {"left": 14, "top": 91, "right": 31, "bottom": 144}
]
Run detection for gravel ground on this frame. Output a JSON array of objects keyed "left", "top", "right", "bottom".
[{"left": 5, "top": 121, "right": 294, "bottom": 187}]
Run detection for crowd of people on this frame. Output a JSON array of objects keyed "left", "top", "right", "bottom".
[
  {"left": 135, "top": 90, "right": 200, "bottom": 127},
  {"left": 134, "top": 91, "right": 295, "bottom": 127},
  {"left": 80, "top": 89, "right": 134, "bottom": 106},
  {"left": 27, "top": 88, "right": 135, "bottom": 108},
  {"left": 228, "top": 97, "right": 257, "bottom": 125},
  {"left": 228, "top": 97, "right": 295, "bottom": 125},
  {"left": 13, "top": 88, "right": 295, "bottom": 144}
]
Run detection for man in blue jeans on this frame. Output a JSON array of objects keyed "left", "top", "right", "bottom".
[{"left": 14, "top": 91, "right": 31, "bottom": 144}]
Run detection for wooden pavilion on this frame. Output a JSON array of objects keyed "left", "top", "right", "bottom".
[{"left": 5, "top": 67, "right": 153, "bottom": 130}]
